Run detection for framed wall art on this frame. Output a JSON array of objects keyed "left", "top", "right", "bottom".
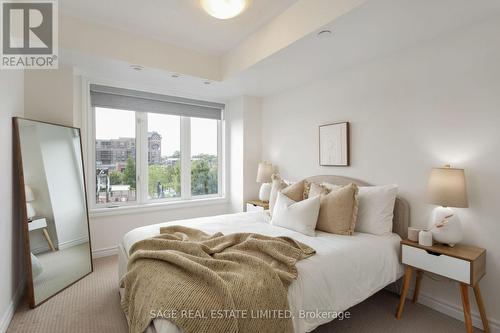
[{"left": 319, "top": 121, "right": 350, "bottom": 166}]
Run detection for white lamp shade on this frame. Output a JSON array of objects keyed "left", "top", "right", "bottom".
[
  {"left": 26, "top": 203, "right": 36, "bottom": 219},
  {"left": 256, "top": 162, "right": 273, "bottom": 183},
  {"left": 427, "top": 166, "right": 468, "bottom": 208},
  {"left": 25, "top": 185, "right": 35, "bottom": 202}
]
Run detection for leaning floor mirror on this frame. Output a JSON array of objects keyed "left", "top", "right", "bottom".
[{"left": 14, "top": 118, "right": 93, "bottom": 308}]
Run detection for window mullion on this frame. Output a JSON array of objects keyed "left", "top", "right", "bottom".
[
  {"left": 217, "top": 119, "right": 223, "bottom": 196},
  {"left": 137, "top": 112, "right": 148, "bottom": 204},
  {"left": 89, "top": 106, "right": 97, "bottom": 208},
  {"left": 180, "top": 117, "right": 191, "bottom": 199}
]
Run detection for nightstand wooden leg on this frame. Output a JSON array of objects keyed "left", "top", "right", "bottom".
[
  {"left": 459, "top": 283, "right": 473, "bottom": 333},
  {"left": 42, "top": 227, "right": 56, "bottom": 252},
  {"left": 396, "top": 265, "right": 413, "bottom": 319},
  {"left": 413, "top": 270, "right": 423, "bottom": 303},
  {"left": 473, "top": 284, "right": 490, "bottom": 333}
]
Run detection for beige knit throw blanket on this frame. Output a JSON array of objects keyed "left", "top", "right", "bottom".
[{"left": 120, "top": 225, "right": 315, "bottom": 333}]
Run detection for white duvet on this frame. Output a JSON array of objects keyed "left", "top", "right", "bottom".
[{"left": 119, "top": 211, "right": 403, "bottom": 333}]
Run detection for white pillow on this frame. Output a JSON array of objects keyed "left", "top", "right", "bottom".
[
  {"left": 355, "top": 185, "right": 398, "bottom": 235},
  {"left": 271, "top": 192, "right": 320, "bottom": 237},
  {"left": 268, "top": 174, "right": 289, "bottom": 216}
]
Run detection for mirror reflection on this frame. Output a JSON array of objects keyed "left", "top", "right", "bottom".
[{"left": 16, "top": 118, "right": 92, "bottom": 306}]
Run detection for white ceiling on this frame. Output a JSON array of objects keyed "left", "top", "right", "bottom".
[
  {"left": 223, "top": 0, "right": 500, "bottom": 97},
  {"left": 64, "top": 0, "right": 500, "bottom": 102},
  {"left": 59, "top": 0, "right": 297, "bottom": 55}
]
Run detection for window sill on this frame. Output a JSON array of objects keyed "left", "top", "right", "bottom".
[{"left": 89, "top": 196, "right": 228, "bottom": 218}]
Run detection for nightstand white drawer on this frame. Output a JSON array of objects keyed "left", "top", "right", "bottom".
[
  {"left": 28, "top": 218, "right": 47, "bottom": 231},
  {"left": 402, "top": 244, "right": 470, "bottom": 284},
  {"left": 246, "top": 203, "right": 264, "bottom": 212}
]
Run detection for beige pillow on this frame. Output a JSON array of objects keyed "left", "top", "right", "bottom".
[
  {"left": 304, "top": 181, "right": 336, "bottom": 198},
  {"left": 312, "top": 183, "right": 359, "bottom": 235},
  {"left": 320, "top": 182, "right": 342, "bottom": 192},
  {"left": 308, "top": 182, "right": 331, "bottom": 197},
  {"left": 281, "top": 180, "right": 305, "bottom": 202},
  {"left": 303, "top": 180, "right": 312, "bottom": 199},
  {"left": 269, "top": 176, "right": 306, "bottom": 216}
]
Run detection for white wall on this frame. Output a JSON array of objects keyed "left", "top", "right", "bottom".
[
  {"left": 261, "top": 18, "right": 500, "bottom": 331},
  {"left": 242, "top": 97, "right": 262, "bottom": 204},
  {"left": 0, "top": 71, "right": 24, "bottom": 333},
  {"left": 228, "top": 96, "right": 262, "bottom": 212},
  {"left": 24, "top": 66, "right": 75, "bottom": 126},
  {"left": 228, "top": 97, "right": 244, "bottom": 212}
]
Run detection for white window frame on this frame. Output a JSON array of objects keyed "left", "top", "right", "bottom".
[{"left": 81, "top": 78, "right": 227, "bottom": 216}]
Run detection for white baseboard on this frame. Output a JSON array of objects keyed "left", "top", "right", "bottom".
[
  {"left": 410, "top": 288, "right": 500, "bottom": 333},
  {"left": 32, "top": 236, "right": 89, "bottom": 253},
  {"left": 0, "top": 279, "right": 24, "bottom": 333},
  {"left": 58, "top": 236, "right": 89, "bottom": 250},
  {"left": 92, "top": 245, "right": 118, "bottom": 258}
]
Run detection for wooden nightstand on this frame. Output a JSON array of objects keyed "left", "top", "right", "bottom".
[
  {"left": 396, "top": 239, "right": 488, "bottom": 333},
  {"left": 246, "top": 200, "right": 269, "bottom": 212}
]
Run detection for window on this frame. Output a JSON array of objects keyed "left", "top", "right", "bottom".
[
  {"left": 89, "top": 84, "right": 224, "bottom": 209},
  {"left": 95, "top": 108, "right": 136, "bottom": 204},
  {"left": 147, "top": 113, "right": 181, "bottom": 200},
  {"left": 191, "top": 117, "right": 218, "bottom": 196}
]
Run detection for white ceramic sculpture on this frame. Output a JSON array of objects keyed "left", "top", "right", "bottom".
[
  {"left": 258, "top": 183, "right": 272, "bottom": 202},
  {"left": 428, "top": 206, "right": 463, "bottom": 247}
]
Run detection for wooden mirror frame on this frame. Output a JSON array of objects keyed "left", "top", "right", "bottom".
[{"left": 13, "top": 117, "right": 93, "bottom": 308}]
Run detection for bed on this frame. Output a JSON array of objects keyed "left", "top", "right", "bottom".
[{"left": 118, "top": 175, "right": 410, "bottom": 333}]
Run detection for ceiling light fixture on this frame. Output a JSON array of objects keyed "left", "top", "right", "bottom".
[{"left": 201, "top": 0, "right": 249, "bottom": 20}]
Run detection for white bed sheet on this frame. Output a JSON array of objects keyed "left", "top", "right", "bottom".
[{"left": 119, "top": 211, "right": 403, "bottom": 333}]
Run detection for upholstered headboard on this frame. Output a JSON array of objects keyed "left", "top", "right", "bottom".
[{"left": 305, "top": 175, "right": 410, "bottom": 239}]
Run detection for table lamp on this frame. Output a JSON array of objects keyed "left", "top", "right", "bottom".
[
  {"left": 427, "top": 165, "right": 468, "bottom": 246},
  {"left": 256, "top": 162, "right": 273, "bottom": 202},
  {"left": 25, "top": 185, "right": 36, "bottom": 221}
]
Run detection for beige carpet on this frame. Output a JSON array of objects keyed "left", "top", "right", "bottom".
[{"left": 8, "top": 255, "right": 477, "bottom": 333}]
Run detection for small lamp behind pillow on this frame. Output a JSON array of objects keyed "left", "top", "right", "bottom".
[{"left": 256, "top": 162, "right": 273, "bottom": 202}]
